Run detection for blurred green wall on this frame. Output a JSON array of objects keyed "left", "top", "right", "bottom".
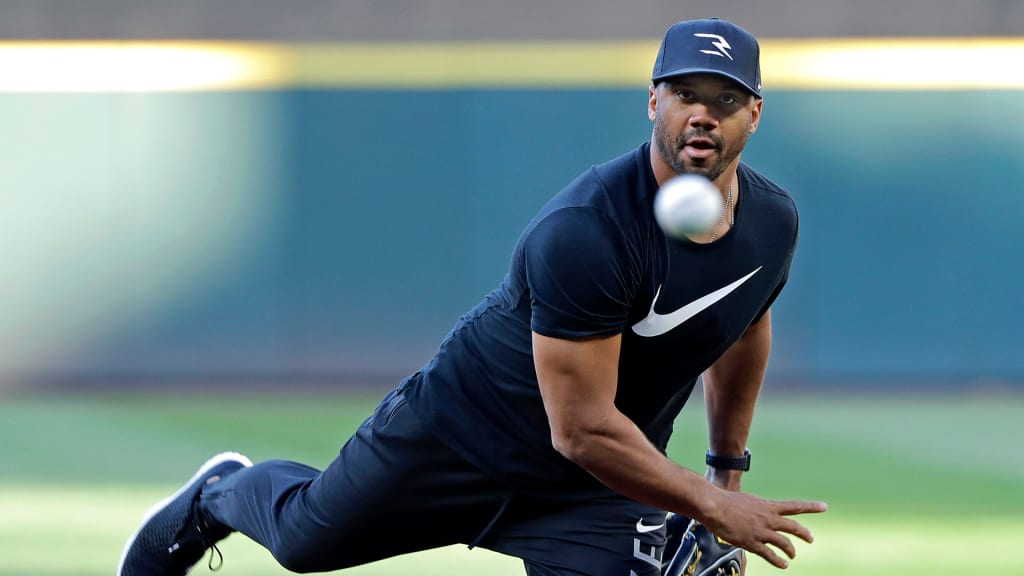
[{"left": 4, "top": 88, "right": 1022, "bottom": 387}]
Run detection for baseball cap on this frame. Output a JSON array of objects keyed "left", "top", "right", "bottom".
[{"left": 651, "top": 18, "right": 762, "bottom": 97}]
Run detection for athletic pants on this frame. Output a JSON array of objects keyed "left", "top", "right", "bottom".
[{"left": 201, "top": 386, "right": 668, "bottom": 575}]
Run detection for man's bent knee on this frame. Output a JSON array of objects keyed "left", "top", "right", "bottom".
[{"left": 273, "top": 536, "right": 350, "bottom": 573}]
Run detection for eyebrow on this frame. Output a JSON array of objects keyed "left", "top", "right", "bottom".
[{"left": 666, "top": 79, "right": 743, "bottom": 93}]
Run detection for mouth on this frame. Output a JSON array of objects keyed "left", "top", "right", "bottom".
[{"left": 682, "top": 137, "right": 719, "bottom": 160}]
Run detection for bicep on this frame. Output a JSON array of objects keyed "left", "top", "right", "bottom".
[
  {"left": 524, "top": 209, "right": 636, "bottom": 339},
  {"left": 532, "top": 331, "right": 621, "bottom": 441},
  {"left": 745, "top": 307, "right": 772, "bottom": 351}
]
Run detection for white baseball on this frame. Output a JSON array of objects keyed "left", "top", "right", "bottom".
[{"left": 653, "top": 174, "right": 724, "bottom": 239}]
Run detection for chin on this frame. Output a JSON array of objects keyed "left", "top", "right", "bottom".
[
  {"left": 681, "top": 164, "right": 711, "bottom": 177},
  {"left": 678, "top": 156, "right": 709, "bottom": 172}
]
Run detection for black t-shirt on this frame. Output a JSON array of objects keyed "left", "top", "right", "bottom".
[{"left": 403, "top": 141, "right": 798, "bottom": 498}]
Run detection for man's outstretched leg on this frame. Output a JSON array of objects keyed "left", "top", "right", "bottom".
[
  {"left": 117, "top": 452, "right": 253, "bottom": 576},
  {"left": 117, "top": 386, "right": 513, "bottom": 575}
]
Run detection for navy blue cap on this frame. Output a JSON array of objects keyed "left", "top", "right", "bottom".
[{"left": 652, "top": 18, "right": 762, "bottom": 97}]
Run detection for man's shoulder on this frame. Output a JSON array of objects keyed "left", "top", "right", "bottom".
[
  {"left": 589, "top": 142, "right": 652, "bottom": 189},
  {"left": 738, "top": 163, "right": 795, "bottom": 205},
  {"left": 738, "top": 163, "right": 798, "bottom": 220},
  {"left": 547, "top": 142, "right": 655, "bottom": 223}
]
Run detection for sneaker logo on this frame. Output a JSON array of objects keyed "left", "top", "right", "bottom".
[{"left": 636, "top": 517, "right": 666, "bottom": 533}]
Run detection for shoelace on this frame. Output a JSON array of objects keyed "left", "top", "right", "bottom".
[
  {"left": 167, "top": 538, "right": 223, "bottom": 572},
  {"left": 205, "top": 543, "right": 224, "bottom": 572},
  {"left": 168, "top": 499, "right": 226, "bottom": 573}
]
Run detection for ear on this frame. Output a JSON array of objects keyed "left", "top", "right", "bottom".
[
  {"left": 748, "top": 98, "right": 763, "bottom": 134},
  {"left": 648, "top": 84, "right": 658, "bottom": 122}
]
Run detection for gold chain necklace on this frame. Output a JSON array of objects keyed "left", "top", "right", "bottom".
[{"left": 709, "top": 182, "right": 734, "bottom": 242}]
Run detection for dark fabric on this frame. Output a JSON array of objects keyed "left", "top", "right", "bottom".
[
  {"left": 200, "top": 387, "right": 668, "bottom": 575},
  {"left": 487, "top": 495, "right": 667, "bottom": 576},
  {"left": 404, "top": 142, "right": 798, "bottom": 497},
  {"left": 200, "top": 388, "right": 507, "bottom": 572}
]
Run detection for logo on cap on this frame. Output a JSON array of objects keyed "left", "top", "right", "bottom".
[{"left": 693, "top": 33, "right": 733, "bottom": 60}]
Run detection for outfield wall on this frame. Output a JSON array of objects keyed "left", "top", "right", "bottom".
[{"left": 4, "top": 82, "right": 1022, "bottom": 389}]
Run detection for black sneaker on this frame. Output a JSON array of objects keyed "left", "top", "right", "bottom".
[
  {"left": 663, "top": 517, "right": 744, "bottom": 576},
  {"left": 117, "top": 452, "right": 253, "bottom": 576}
]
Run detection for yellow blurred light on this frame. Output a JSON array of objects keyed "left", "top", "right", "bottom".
[
  {"left": 763, "top": 39, "right": 1024, "bottom": 90},
  {"left": 0, "top": 42, "right": 285, "bottom": 91},
  {"left": 0, "top": 39, "right": 1022, "bottom": 92}
]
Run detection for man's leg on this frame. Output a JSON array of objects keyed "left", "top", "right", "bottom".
[
  {"left": 120, "top": 386, "right": 511, "bottom": 575},
  {"left": 484, "top": 493, "right": 668, "bottom": 576},
  {"left": 204, "top": 386, "right": 513, "bottom": 571},
  {"left": 117, "top": 452, "right": 254, "bottom": 576}
]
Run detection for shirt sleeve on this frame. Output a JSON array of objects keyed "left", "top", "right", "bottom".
[
  {"left": 753, "top": 279, "right": 785, "bottom": 323},
  {"left": 523, "top": 207, "right": 637, "bottom": 339},
  {"left": 753, "top": 208, "right": 799, "bottom": 323}
]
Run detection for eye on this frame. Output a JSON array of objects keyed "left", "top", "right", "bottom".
[
  {"left": 719, "top": 93, "right": 738, "bottom": 105},
  {"left": 674, "top": 89, "right": 695, "bottom": 101}
]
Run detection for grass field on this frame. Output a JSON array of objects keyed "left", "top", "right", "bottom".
[{"left": 1, "top": 390, "right": 1021, "bottom": 576}]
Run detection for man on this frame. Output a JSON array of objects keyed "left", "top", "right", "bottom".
[{"left": 118, "top": 17, "right": 826, "bottom": 576}]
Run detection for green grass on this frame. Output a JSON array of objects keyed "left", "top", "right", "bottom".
[{"left": 0, "top": 391, "right": 1021, "bottom": 575}]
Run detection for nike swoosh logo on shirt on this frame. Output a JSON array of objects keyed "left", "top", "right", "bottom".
[
  {"left": 636, "top": 517, "right": 666, "bottom": 533},
  {"left": 631, "top": 267, "right": 762, "bottom": 338}
]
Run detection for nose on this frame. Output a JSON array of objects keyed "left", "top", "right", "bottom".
[{"left": 688, "top": 103, "right": 719, "bottom": 130}]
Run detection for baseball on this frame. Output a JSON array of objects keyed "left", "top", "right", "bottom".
[{"left": 653, "top": 174, "right": 724, "bottom": 239}]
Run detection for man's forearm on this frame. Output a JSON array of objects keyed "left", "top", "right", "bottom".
[
  {"left": 534, "top": 331, "right": 726, "bottom": 521},
  {"left": 561, "top": 408, "right": 726, "bottom": 520},
  {"left": 702, "top": 310, "right": 773, "bottom": 489}
]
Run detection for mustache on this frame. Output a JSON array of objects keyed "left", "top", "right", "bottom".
[{"left": 678, "top": 130, "right": 724, "bottom": 149}]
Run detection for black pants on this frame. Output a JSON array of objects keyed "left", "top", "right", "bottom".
[{"left": 201, "top": 387, "right": 667, "bottom": 575}]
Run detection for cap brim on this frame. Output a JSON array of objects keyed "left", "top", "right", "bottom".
[{"left": 652, "top": 68, "right": 761, "bottom": 98}]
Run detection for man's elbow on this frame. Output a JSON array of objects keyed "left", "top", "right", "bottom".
[
  {"left": 550, "top": 429, "right": 582, "bottom": 463},
  {"left": 550, "top": 421, "right": 604, "bottom": 466}
]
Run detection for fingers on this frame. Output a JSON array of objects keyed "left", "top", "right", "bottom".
[
  {"left": 710, "top": 493, "right": 828, "bottom": 569},
  {"left": 747, "top": 541, "right": 790, "bottom": 569},
  {"left": 776, "top": 499, "right": 829, "bottom": 515},
  {"left": 748, "top": 530, "right": 800, "bottom": 569},
  {"left": 765, "top": 529, "right": 797, "bottom": 559},
  {"left": 747, "top": 500, "right": 828, "bottom": 568},
  {"left": 773, "top": 516, "right": 815, "bottom": 544},
  {"left": 771, "top": 499, "right": 827, "bottom": 544}
]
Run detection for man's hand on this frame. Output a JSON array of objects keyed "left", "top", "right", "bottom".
[{"left": 700, "top": 490, "right": 827, "bottom": 569}]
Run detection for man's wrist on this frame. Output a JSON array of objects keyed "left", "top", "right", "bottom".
[
  {"left": 705, "top": 448, "right": 751, "bottom": 471},
  {"left": 705, "top": 466, "right": 743, "bottom": 491}
]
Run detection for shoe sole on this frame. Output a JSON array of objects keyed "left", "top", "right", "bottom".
[{"left": 115, "top": 451, "right": 253, "bottom": 576}]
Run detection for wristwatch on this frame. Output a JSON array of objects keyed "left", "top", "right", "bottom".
[{"left": 705, "top": 448, "right": 751, "bottom": 471}]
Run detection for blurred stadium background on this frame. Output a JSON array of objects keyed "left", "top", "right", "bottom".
[{"left": 1, "top": 1, "right": 1022, "bottom": 575}]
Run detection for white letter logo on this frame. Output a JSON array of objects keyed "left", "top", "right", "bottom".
[{"left": 694, "top": 33, "right": 733, "bottom": 60}]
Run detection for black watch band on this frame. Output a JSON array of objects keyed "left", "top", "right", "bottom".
[{"left": 705, "top": 449, "right": 751, "bottom": 471}]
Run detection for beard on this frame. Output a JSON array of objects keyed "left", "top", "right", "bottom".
[{"left": 654, "top": 111, "right": 750, "bottom": 183}]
